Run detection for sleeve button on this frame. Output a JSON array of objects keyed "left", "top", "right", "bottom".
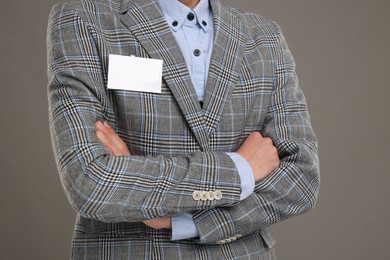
[
  {"left": 214, "top": 190, "right": 223, "bottom": 200},
  {"left": 192, "top": 191, "right": 201, "bottom": 201},
  {"left": 207, "top": 191, "right": 215, "bottom": 201},
  {"left": 200, "top": 191, "right": 208, "bottom": 201}
]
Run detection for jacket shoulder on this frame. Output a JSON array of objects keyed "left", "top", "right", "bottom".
[
  {"left": 49, "top": 0, "right": 120, "bottom": 23},
  {"left": 225, "top": 5, "right": 282, "bottom": 39}
]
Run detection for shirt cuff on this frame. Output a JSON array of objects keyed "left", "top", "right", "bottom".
[
  {"left": 171, "top": 213, "right": 199, "bottom": 241},
  {"left": 227, "top": 152, "right": 255, "bottom": 200}
]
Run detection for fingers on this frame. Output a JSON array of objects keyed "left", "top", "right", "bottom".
[
  {"left": 248, "top": 131, "right": 272, "bottom": 143},
  {"left": 237, "top": 131, "right": 280, "bottom": 182},
  {"left": 143, "top": 217, "right": 172, "bottom": 230},
  {"left": 248, "top": 132, "right": 276, "bottom": 150},
  {"left": 95, "top": 121, "right": 131, "bottom": 156},
  {"left": 237, "top": 132, "right": 265, "bottom": 158}
]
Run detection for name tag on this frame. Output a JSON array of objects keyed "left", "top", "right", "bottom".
[{"left": 107, "top": 54, "right": 163, "bottom": 93}]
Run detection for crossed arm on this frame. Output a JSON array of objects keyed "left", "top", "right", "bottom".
[{"left": 95, "top": 120, "right": 280, "bottom": 230}]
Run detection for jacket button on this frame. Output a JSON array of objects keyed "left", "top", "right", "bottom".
[
  {"left": 200, "top": 191, "right": 208, "bottom": 201},
  {"left": 207, "top": 191, "right": 215, "bottom": 201},
  {"left": 192, "top": 191, "right": 201, "bottom": 201},
  {"left": 214, "top": 190, "right": 222, "bottom": 200}
]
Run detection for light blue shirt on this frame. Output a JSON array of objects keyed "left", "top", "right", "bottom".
[
  {"left": 157, "top": 0, "right": 255, "bottom": 241},
  {"left": 158, "top": 0, "right": 213, "bottom": 101}
]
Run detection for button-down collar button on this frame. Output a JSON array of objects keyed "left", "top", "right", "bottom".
[
  {"left": 187, "top": 12, "right": 195, "bottom": 21},
  {"left": 214, "top": 190, "right": 222, "bottom": 200},
  {"left": 192, "top": 191, "right": 201, "bottom": 201},
  {"left": 207, "top": 191, "right": 215, "bottom": 201},
  {"left": 202, "top": 21, "right": 207, "bottom": 26},
  {"left": 172, "top": 20, "right": 178, "bottom": 27},
  {"left": 193, "top": 49, "right": 201, "bottom": 57},
  {"left": 200, "top": 191, "right": 208, "bottom": 201}
]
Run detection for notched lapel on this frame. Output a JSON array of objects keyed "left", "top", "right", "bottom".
[
  {"left": 203, "top": 0, "right": 246, "bottom": 135},
  {"left": 118, "top": 0, "right": 210, "bottom": 150}
]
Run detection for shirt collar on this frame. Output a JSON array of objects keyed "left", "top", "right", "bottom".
[{"left": 158, "top": 0, "right": 212, "bottom": 32}]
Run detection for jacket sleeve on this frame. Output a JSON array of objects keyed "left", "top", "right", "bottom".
[
  {"left": 46, "top": 4, "right": 242, "bottom": 223},
  {"left": 190, "top": 22, "right": 320, "bottom": 245}
]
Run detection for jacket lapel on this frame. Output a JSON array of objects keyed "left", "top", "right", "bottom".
[
  {"left": 119, "top": 0, "right": 210, "bottom": 150},
  {"left": 203, "top": 0, "right": 246, "bottom": 136},
  {"left": 118, "top": 0, "right": 246, "bottom": 150}
]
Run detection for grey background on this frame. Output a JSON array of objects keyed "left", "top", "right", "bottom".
[{"left": 1, "top": 0, "right": 389, "bottom": 259}]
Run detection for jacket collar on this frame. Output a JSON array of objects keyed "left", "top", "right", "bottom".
[{"left": 118, "top": 0, "right": 246, "bottom": 150}]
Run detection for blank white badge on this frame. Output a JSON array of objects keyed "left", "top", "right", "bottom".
[{"left": 107, "top": 54, "right": 163, "bottom": 93}]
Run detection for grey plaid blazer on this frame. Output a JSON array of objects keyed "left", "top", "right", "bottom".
[{"left": 47, "top": 0, "right": 320, "bottom": 259}]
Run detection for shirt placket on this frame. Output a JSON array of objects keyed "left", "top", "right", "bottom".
[{"left": 183, "top": 12, "right": 207, "bottom": 101}]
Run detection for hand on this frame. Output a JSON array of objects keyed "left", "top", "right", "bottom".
[
  {"left": 95, "top": 121, "right": 131, "bottom": 156},
  {"left": 95, "top": 121, "right": 171, "bottom": 229},
  {"left": 143, "top": 216, "right": 172, "bottom": 230},
  {"left": 237, "top": 132, "right": 280, "bottom": 182}
]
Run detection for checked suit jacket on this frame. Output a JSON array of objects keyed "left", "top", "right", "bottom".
[{"left": 47, "top": 0, "right": 320, "bottom": 259}]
